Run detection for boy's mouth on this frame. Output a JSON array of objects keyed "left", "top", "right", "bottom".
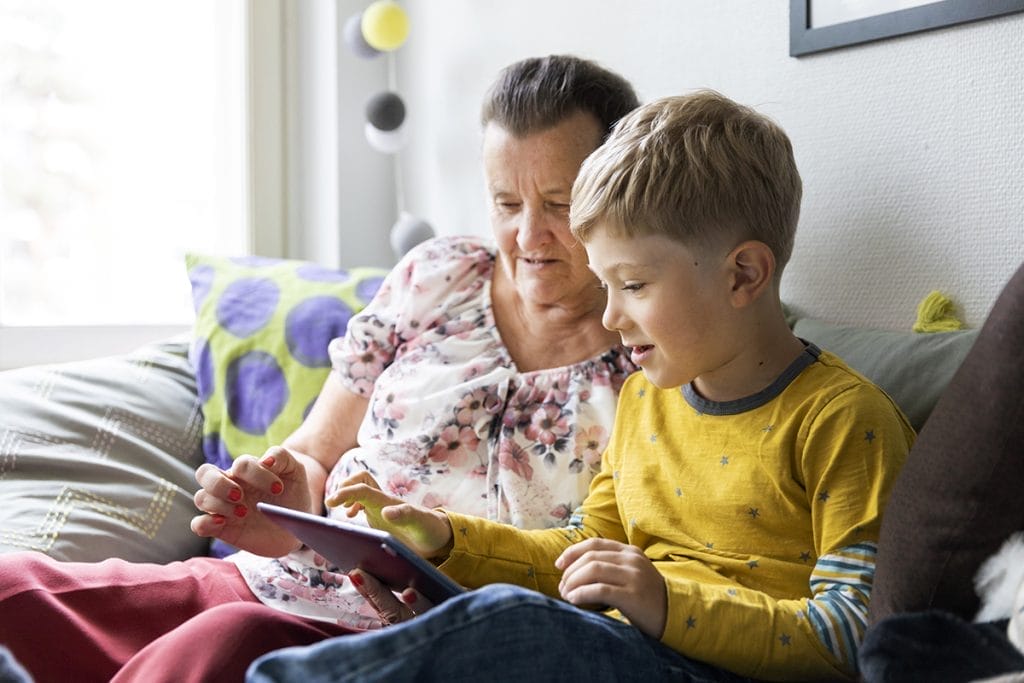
[{"left": 629, "top": 345, "right": 654, "bottom": 364}]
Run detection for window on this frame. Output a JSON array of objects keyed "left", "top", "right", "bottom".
[{"left": 0, "top": 0, "right": 253, "bottom": 366}]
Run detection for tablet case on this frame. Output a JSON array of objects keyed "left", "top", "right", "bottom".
[{"left": 256, "top": 502, "right": 465, "bottom": 606}]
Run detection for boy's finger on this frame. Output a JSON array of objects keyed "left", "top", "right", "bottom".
[
  {"left": 556, "top": 537, "right": 631, "bottom": 569},
  {"left": 327, "top": 483, "right": 393, "bottom": 509},
  {"left": 339, "top": 470, "right": 382, "bottom": 489}
]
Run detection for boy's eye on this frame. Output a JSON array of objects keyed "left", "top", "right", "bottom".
[{"left": 622, "top": 282, "right": 645, "bottom": 292}]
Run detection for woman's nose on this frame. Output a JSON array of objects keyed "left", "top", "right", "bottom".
[{"left": 516, "top": 208, "right": 554, "bottom": 251}]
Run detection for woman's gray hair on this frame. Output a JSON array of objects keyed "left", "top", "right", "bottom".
[{"left": 480, "top": 55, "right": 639, "bottom": 142}]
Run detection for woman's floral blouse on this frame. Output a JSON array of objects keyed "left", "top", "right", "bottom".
[{"left": 230, "top": 236, "right": 636, "bottom": 626}]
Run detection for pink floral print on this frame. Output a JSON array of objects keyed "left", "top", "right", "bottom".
[{"left": 231, "top": 236, "right": 636, "bottom": 626}]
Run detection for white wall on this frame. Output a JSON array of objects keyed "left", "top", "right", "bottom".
[{"left": 387, "top": 0, "right": 1024, "bottom": 329}]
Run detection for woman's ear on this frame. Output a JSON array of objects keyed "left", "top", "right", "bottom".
[{"left": 726, "top": 241, "right": 775, "bottom": 308}]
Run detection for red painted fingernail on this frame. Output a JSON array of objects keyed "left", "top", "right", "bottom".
[
  {"left": 349, "top": 571, "right": 364, "bottom": 587},
  {"left": 402, "top": 592, "right": 416, "bottom": 605},
  {"left": 270, "top": 482, "right": 283, "bottom": 495},
  {"left": 234, "top": 505, "right": 248, "bottom": 518},
  {"left": 227, "top": 489, "right": 241, "bottom": 502},
  {"left": 262, "top": 456, "right": 276, "bottom": 468},
  {"left": 212, "top": 514, "right": 226, "bottom": 525}
]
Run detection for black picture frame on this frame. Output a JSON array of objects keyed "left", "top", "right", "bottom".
[{"left": 790, "top": 0, "right": 1024, "bottom": 57}]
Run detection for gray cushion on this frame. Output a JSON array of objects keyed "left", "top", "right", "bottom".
[
  {"left": 792, "top": 317, "right": 978, "bottom": 432},
  {"left": 0, "top": 338, "right": 209, "bottom": 563}
]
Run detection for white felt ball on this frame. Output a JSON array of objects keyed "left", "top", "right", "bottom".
[
  {"left": 390, "top": 212, "right": 435, "bottom": 258},
  {"left": 364, "top": 121, "right": 408, "bottom": 154}
]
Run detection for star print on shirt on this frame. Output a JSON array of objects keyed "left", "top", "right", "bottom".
[
  {"left": 527, "top": 567, "right": 535, "bottom": 578},
  {"left": 720, "top": 455, "right": 730, "bottom": 466},
  {"left": 779, "top": 633, "right": 792, "bottom": 646},
  {"left": 865, "top": 429, "right": 876, "bottom": 443},
  {"left": 747, "top": 560, "right": 759, "bottom": 569},
  {"left": 747, "top": 507, "right": 760, "bottom": 519},
  {"left": 686, "top": 616, "right": 697, "bottom": 629},
  {"left": 459, "top": 526, "right": 468, "bottom": 536},
  {"left": 799, "top": 551, "right": 812, "bottom": 563},
  {"left": 762, "top": 424, "right": 774, "bottom": 433},
  {"left": 637, "top": 388, "right": 646, "bottom": 398},
  {"left": 818, "top": 490, "right": 830, "bottom": 503},
  {"left": 675, "top": 487, "right": 683, "bottom": 497},
  {"left": 649, "top": 433, "right": 657, "bottom": 443}
]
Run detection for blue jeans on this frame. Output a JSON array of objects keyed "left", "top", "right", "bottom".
[
  {"left": 860, "top": 610, "right": 1024, "bottom": 682},
  {"left": 247, "top": 584, "right": 754, "bottom": 682},
  {"left": 0, "top": 646, "right": 31, "bottom": 683}
]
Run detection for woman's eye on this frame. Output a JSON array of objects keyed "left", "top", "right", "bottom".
[{"left": 622, "top": 282, "right": 645, "bottom": 292}]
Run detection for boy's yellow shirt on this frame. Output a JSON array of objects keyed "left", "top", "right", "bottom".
[{"left": 440, "top": 345, "right": 913, "bottom": 682}]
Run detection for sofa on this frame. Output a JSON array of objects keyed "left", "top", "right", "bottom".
[{"left": 0, "top": 253, "right": 992, "bottom": 675}]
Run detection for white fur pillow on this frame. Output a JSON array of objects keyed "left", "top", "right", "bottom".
[{"left": 975, "top": 532, "right": 1024, "bottom": 654}]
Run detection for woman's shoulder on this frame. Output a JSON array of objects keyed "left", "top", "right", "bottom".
[
  {"left": 403, "top": 234, "right": 495, "bottom": 265},
  {"left": 384, "top": 234, "right": 497, "bottom": 312}
]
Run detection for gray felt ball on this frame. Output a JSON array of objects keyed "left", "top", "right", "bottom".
[
  {"left": 343, "top": 12, "right": 381, "bottom": 59},
  {"left": 390, "top": 212, "right": 435, "bottom": 258},
  {"left": 365, "top": 91, "right": 406, "bottom": 132}
]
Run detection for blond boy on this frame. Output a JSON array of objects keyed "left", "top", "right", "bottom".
[{"left": 252, "top": 91, "right": 914, "bottom": 683}]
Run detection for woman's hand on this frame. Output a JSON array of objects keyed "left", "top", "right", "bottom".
[
  {"left": 327, "top": 471, "right": 454, "bottom": 560},
  {"left": 555, "top": 538, "right": 668, "bottom": 639},
  {"left": 347, "top": 569, "right": 434, "bottom": 626},
  {"left": 190, "top": 445, "right": 312, "bottom": 557}
]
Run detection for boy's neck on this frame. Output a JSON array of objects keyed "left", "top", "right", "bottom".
[{"left": 691, "top": 301, "right": 807, "bottom": 404}]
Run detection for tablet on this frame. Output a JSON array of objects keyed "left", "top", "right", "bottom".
[{"left": 256, "top": 502, "right": 465, "bottom": 606}]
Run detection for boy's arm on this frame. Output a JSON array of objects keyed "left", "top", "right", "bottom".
[
  {"left": 657, "top": 386, "right": 913, "bottom": 682},
  {"left": 440, "top": 461, "right": 628, "bottom": 595}
]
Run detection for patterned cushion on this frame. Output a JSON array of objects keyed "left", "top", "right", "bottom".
[
  {"left": 186, "top": 254, "right": 388, "bottom": 467},
  {"left": 0, "top": 338, "right": 210, "bottom": 563}
]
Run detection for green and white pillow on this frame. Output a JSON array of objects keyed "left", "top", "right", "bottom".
[{"left": 186, "top": 254, "right": 388, "bottom": 468}]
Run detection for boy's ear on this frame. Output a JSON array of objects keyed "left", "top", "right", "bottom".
[{"left": 726, "top": 241, "right": 775, "bottom": 308}]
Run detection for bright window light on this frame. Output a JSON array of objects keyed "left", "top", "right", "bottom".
[{"left": 0, "top": 0, "right": 248, "bottom": 326}]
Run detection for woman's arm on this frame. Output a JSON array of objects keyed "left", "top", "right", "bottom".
[
  {"left": 281, "top": 372, "right": 370, "bottom": 513},
  {"left": 191, "top": 372, "right": 369, "bottom": 556}
]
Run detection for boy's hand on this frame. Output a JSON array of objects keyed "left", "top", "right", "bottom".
[
  {"left": 555, "top": 538, "right": 668, "bottom": 639},
  {"left": 326, "top": 471, "right": 454, "bottom": 560},
  {"left": 191, "top": 445, "right": 309, "bottom": 557}
]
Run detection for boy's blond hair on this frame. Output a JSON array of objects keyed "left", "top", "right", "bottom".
[{"left": 571, "top": 90, "right": 802, "bottom": 276}]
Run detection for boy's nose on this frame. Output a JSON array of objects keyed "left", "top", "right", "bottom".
[{"left": 602, "top": 298, "right": 626, "bottom": 333}]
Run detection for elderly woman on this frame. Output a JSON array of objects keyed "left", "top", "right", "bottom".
[{"left": 0, "top": 55, "right": 639, "bottom": 682}]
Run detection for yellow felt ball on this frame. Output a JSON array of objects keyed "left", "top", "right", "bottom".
[{"left": 361, "top": 1, "right": 409, "bottom": 52}]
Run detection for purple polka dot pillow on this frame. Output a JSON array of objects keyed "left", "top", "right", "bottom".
[{"left": 186, "top": 254, "right": 388, "bottom": 468}]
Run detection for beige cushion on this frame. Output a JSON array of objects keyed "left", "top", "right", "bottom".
[{"left": 0, "top": 338, "right": 209, "bottom": 563}]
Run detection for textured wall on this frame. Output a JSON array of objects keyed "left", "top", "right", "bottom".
[{"left": 394, "top": 0, "right": 1023, "bottom": 329}]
